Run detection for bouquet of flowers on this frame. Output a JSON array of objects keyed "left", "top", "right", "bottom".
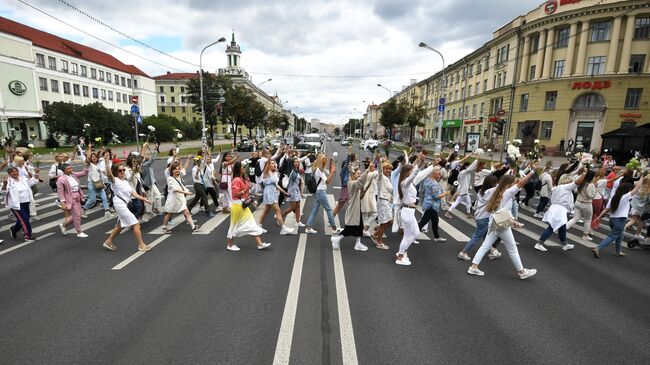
[
  {"left": 474, "top": 148, "right": 485, "bottom": 156},
  {"left": 362, "top": 139, "right": 379, "bottom": 153},
  {"left": 626, "top": 158, "right": 641, "bottom": 172},
  {"left": 172, "top": 129, "right": 183, "bottom": 153},
  {"left": 145, "top": 125, "right": 156, "bottom": 143},
  {"left": 526, "top": 139, "right": 544, "bottom": 161},
  {"left": 380, "top": 139, "right": 394, "bottom": 156}
]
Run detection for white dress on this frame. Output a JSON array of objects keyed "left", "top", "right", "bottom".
[
  {"left": 112, "top": 178, "right": 139, "bottom": 227},
  {"left": 164, "top": 176, "right": 188, "bottom": 213}
]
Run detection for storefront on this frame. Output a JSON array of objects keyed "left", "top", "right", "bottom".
[{"left": 442, "top": 119, "right": 461, "bottom": 143}]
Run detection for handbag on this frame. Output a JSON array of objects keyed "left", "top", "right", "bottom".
[
  {"left": 115, "top": 193, "right": 137, "bottom": 214},
  {"left": 242, "top": 197, "right": 253, "bottom": 209},
  {"left": 93, "top": 180, "right": 106, "bottom": 190},
  {"left": 219, "top": 181, "right": 228, "bottom": 190},
  {"left": 491, "top": 207, "right": 514, "bottom": 231}
]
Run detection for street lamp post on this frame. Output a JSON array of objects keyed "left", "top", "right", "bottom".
[
  {"left": 258, "top": 78, "right": 272, "bottom": 86},
  {"left": 419, "top": 42, "right": 446, "bottom": 154},
  {"left": 377, "top": 83, "right": 392, "bottom": 98},
  {"left": 199, "top": 37, "right": 226, "bottom": 148}
]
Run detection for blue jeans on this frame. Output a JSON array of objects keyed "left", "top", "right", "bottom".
[
  {"left": 539, "top": 223, "right": 567, "bottom": 245},
  {"left": 597, "top": 217, "right": 626, "bottom": 253},
  {"left": 463, "top": 217, "right": 489, "bottom": 253},
  {"left": 306, "top": 189, "right": 336, "bottom": 228},
  {"left": 83, "top": 181, "right": 109, "bottom": 210}
]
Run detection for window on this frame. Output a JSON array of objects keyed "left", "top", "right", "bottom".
[
  {"left": 106, "top": 72, "right": 111, "bottom": 83},
  {"left": 452, "top": 109, "right": 456, "bottom": 118},
  {"left": 161, "top": 106, "right": 166, "bottom": 113},
  {"left": 625, "top": 88, "right": 642, "bottom": 109},
  {"left": 530, "top": 34, "right": 540, "bottom": 54},
  {"left": 467, "top": 86, "right": 472, "bottom": 97},
  {"left": 182, "top": 116, "right": 187, "bottom": 122},
  {"left": 484, "top": 56, "right": 489, "bottom": 71},
  {"left": 483, "top": 79, "right": 488, "bottom": 93},
  {"left": 171, "top": 106, "right": 176, "bottom": 113},
  {"left": 629, "top": 54, "right": 646, "bottom": 73},
  {"left": 171, "top": 96, "right": 176, "bottom": 103},
  {"left": 115, "top": 74, "right": 120, "bottom": 84},
  {"left": 91, "top": 68, "right": 97, "bottom": 79},
  {"left": 51, "top": 79, "right": 59, "bottom": 92},
  {"left": 468, "top": 64, "right": 474, "bottom": 77},
  {"left": 529, "top": 65, "right": 537, "bottom": 80},
  {"left": 621, "top": 121, "right": 637, "bottom": 128},
  {"left": 587, "top": 56, "right": 606, "bottom": 75},
  {"left": 133, "top": 80, "right": 138, "bottom": 89},
  {"left": 116, "top": 92, "right": 121, "bottom": 101},
  {"left": 494, "top": 74, "right": 498, "bottom": 88},
  {"left": 82, "top": 86, "right": 89, "bottom": 97},
  {"left": 99, "top": 70, "right": 104, "bottom": 81},
  {"left": 540, "top": 121, "right": 553, "bottom": 139},
  {"left": 61, "top": 60, "right": 68, "bottom": 72},
  {"left": 108, "top": 91, "right": 113, "bottom": 101},
  {"left": 475, "top": 82, "right": 480, "bottom": 95},
  {"left": 497, "top": 44, "right": 509, "bottom": 64},
  {"left": 122, "top": 94, "right": 127, "bottom": 103},
  {"left": 121, "top": 77, "right": 125, "bottom": 86},
  {"left": 591, "top": 21, "right": 611, "bottom": 42},
  {"left": 160, "top": 95, "right": 165, "bottom": 103},
  {"left": 634, "top": 17, "right": 650, "bottom": 39},
  {"left": 71, "top": 63, "right": 78, "bottom": 75},
  {"left": 41, "top": 100, "right": 49, "bottom": 110},
  {"left": 80, "top": 65, "right": 87, "bottom": 77},
  {"left": 455, "top": 90, "right": 459, "bottom": 101},
  {"left": 476, "top": 61, "right": 482, "bottom": 74},
  {"left": 556, "top": 27, "right": 570, "bottom": 48},
  {"left": 490, "top": 98, "right": 503, "bottom": 114},
  {"left": 170, "top": 86, "right": 175, "bottom": 92},
  {"left": 36, "top": 53, "right": 45, "bottom": 67},
  {"left": 101, "top": 89, "right": 107, "bottom": 100},
  {"left": 73, "top": 84, "right": 80, "bottom": 95},
  {"left": 553, "top": 60, "right": 565, "bottom": 78},
  {"left": 462, "top": 68, "right": 467, "bottom": 80},
  {"left": 181, "top": 86, "right": 185, "bottom": 93},
  {"left": 159, "top": 86, "right": 164, "bottom": 92},
  {"left": 181, "top": 96, "right": 186, "bottom": 103},
  {"left": 520, "top": 94, "right": 529, "bottom": 112},
  {"left": 472, "top": 104, "right": 477, "bottom": 117},
  {"left": 480, "top": 102, "right": 485, "bottom": 115},
  {"left": 92, "top": 88, "right": 99, "bottom": 98},
  {"left": 48, "top": 56, "right": 56, "bottom": 70},
  {"left": 181, "top": 106, "right": 186, "bottom": 113},
  {"left": 127, "top": 79, "right": 132, "bottom": 88},
  {"left": 193, "top": 117, "right": 197, "bottom": 122},
  {"left": 39, "top": 77, "right": 48, "bottom": 91},
  {"left": 63, "top": 82, "right": 71, "bottom": 94},
  {"left": 545, "top": 91, "right": 557, "bottom": 110}
]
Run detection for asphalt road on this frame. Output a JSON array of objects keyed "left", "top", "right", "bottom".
[{"left": 0, "top": 141, "right": 648, "bottom": 364}]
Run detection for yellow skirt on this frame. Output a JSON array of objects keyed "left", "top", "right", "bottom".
[{"left": 227, "top": 203, "right": 267, "bottom": 239}]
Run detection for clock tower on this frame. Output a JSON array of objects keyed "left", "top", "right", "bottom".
[{"left": 226, "top": 30, "right": 241, "bottom": 71}]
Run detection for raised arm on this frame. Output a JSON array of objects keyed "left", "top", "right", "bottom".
[{"left": 516, "top": 162, "right": 539, "bottom": 189}]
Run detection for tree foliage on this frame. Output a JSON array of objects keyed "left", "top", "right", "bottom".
[
  {"left": 43, "top": 102, "right": 132, "bottom": 144},
  {"left": 403, "top": 103, "right": 428, "bottom": 142},
  {"left": 268, "top": 111, "right": 290, "bottom": 135},
  {"left": 379, "top": 99, "right": 406, "bottom": 140}
]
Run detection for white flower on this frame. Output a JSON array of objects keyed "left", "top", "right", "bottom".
[
  {"left": 201, "top": 128, "right": 208, "bottom": 132},
  {"left": 565, "top": 152, "right": 572, "bottom": 156},
  {"left": 83, "top": 123, "right": 90, "bottom": 129},
  {"left": 138, "top": 133, "right": 146, "bottom": 137},
  {"left": 474, "top": 148, "right": 484, "bottom": 155},
  {"left": 27, "top": 143, "right": 34, "bottom": 149},
  {"left": 177, "top": 133, "right": 183, "bottom": 139},
  {"left": 147, "top": 125, "right": 155, "bottom": 132},
  {"left": 515, "top": 153, "right": 521, "bottom": 158},
  {"left": 506, "top": 141, "right": 510, "bottom": 145},
  {"left": 241, "top": 159, "right": 251, "bottom": 165},
  {"left": 534, "top": 139, "right": 540, "bottom": 144},
  {"left": 174, "top": 128, "right": 181, "bottom": 132},
  {"left": 332, "top": 152, "right": 339, "bottom": 158},
  {"left": 487, "top": 149, "right": 492, "bottom": 152}
]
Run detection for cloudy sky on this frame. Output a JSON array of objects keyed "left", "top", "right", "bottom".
[{"left": 2, "top": 0, "right": 539, "bottom": 124}]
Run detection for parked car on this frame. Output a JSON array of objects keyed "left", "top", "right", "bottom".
[
  {"left": 237, "top": 138, "right": 254, "bottom": 152},
  {"left": 341, "top": 139, "right": 350, "bottom": 146},
  {"left": 334, "top": 136, "right": 341, "bottom": 141}
]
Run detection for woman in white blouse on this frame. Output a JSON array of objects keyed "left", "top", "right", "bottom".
[
  {"left": 103, "top": 164, "right": 151, "bottom": 252},
  {"left": 162, "top": 161, "right": 198, "bottom": 233},
  {"left": 3, "top": 166, "right": 39, "bottom": 241}
]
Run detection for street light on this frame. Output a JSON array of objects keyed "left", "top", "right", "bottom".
[
  {"left": 377, "top": 84, "right": 392, "bottom": 98},
  {"left": 200, "top": 37, "right": 227, "bottom": 147},
  {"left": 258, "top": 78, "right": 272, "bottom": 86},
  {"left": 419, "top": 41, "right": 446, "bottom": 154}
]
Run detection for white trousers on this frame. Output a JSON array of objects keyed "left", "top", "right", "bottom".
[
  {"left": 471, "top": 227, "right": 524, "bottom": 272},
  {"left": 566, "top": 200, "right": 593, "bottom": 235},
  {"left": 398, "top": 208, "right": 419, "bottom": 254},
  {"left": 145, "top": 184, "right": 162, "bottom": 214},
  {"left": 223, "top": 183, "right": 233, "bottom": 209},
  {"left": 449, "top": 193, "right": 472, "bottom": 213}
]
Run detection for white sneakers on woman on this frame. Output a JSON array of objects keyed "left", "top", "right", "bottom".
[{"left": 280, "top": 225, "right": 295, "bottom": 235}]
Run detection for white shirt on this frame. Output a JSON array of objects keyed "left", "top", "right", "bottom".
[
  {"left": 608, "top": 191, "right": 633, "bottom": 218},
  {"left": 98, "top": 158, "right": 111, "bottom": 183},
  {"left": 300, "top": 156, "right": 312, "bottom": 174},
  {"left": 112, "top": 178, "right": 133, "bottom": 202},
  {"left": 549, "top": 181, "right": 578, "bottom": 212},
  {"left": 66, "top": 175, "right": 80, "bottom": 192},
  {"left": 474, "top": 188, "right": 496, "bottom": 220},
  {"left": 314, "top": 168, "right": 328, "bottom": 190},
  {"left": 192, "top": 165, "right": 204, "bottom": 184}
]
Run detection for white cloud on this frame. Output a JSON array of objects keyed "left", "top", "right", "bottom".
[{"left": 2, "top": 0, "right": 535, "bottom": 122}]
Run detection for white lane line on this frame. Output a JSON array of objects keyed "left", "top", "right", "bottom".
[
  {"left": 0, "top": 232, "right": 55, "bottom": 256},
  {"left": 31, "top": 207, "right": 105, "bottom": 234},
  {"left": 283, "top": 198, "right": 307, "bottom": 234},
  {"left": 431, "top": 210, "right": 469, "bottom": 241},
  {"left": 111, "top": 235, "right": 170, "bottom": 270},
  {"left": 517, "top": 213, "right": 597, "bottom": 248},
  {"left": 332, "top": 242, "right": 359, "bottom": 365},
  {"left": 272, "top": 234, "right": 307, "bottom": 365},
  {"left": 324, "top": 194, "right": 341, "bottom": 235},
  {"left": 0, "top": 193, "right": 57, "bottom": 214},
  {"left": 0, "top": 202, "right": 72, "bottom": 230},
  {"left": 193, "top": 211, "right": 230, "bottom": 235}
]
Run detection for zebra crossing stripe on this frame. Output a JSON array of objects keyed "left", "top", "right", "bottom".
[
  {"left": 111, "top": 235, "right": 170, "bottom": 270},
  {"left": 0, "top": 232, "right": 55, "bottom": 256}
]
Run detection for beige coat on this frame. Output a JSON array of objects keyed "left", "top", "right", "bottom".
[
  {"left": 344, "top": 169, "right": 372, "bottom": 226},
  {"left": 361, "top": 171, "right": 379, "bottom": 213}
]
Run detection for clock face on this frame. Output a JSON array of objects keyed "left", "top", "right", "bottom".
[{"left": 544, "top": 0, "right": 558, "bottom": 14}]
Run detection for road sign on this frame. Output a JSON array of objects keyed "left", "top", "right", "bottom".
[
  {"left": 439, "top": 97, "right": 445, "bottom": 105},
  {"left": 438, "top": 104, "right": 445, "bottom": 112},
  {"left": 130, "top": 104, "right": 139, "bottom": 114},
  {"left": 497, "top": 109, "right": 506, "bottom": 117},
  {"left": 217, "top": 88, "right": 225, "bottom": 96},
  {"left": 218, "top": 97, "right": 225, "bottom": 103},
  {"left": 131, "top": 95, "right": 139, "bottom": 104},
  {"left": 137, "top": 115, "right": 142, "bottom": 125}
]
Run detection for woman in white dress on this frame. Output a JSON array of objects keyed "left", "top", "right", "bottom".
[
  {"left": 162, "top": 161, "right": 199, "bottom": 233},
  {"left": 227, "top": 161, "right": 270, "bottom": 251},
  {"left": 103, "top": 164, "right": 151, "bottom": 252}
]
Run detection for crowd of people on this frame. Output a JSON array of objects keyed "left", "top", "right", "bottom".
[{"left": 1, "top": 140, "right": 648, "bottom": 280}]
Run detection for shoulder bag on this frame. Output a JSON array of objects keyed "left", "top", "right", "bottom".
[{"left": 491, "top": 207, "right": 514, "bottom": 231}]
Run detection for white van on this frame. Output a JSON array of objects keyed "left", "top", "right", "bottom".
[{"left": 304, "top": 133, "right": 322, "bottom": 151}]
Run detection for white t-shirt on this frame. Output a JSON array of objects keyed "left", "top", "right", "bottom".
[
  {"left": 313, "top": 168, "right": 329, "bottom": 190},
  {"left": 192, "top": 165, "right": 204, "bottom": 184},
  {"left": 66, "top": 175, "right": 80, "bottom": 192},
  {"left": 112, "top": 178, "right": 133, "bottom": 202},
  {"left": 608, "top": 191, "right": 633, "bottom": 218},
  {"left": 549, "top": 181, "right": 578, "bottom": 212}
]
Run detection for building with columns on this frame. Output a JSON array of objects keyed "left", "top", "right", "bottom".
[{"left": 385, "top": 0, "right": 649, "bottom": 153}]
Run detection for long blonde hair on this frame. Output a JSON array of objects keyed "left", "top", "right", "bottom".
[
  {"left": 639, "top": 176, "right": 650, "bottom": 197},
  {"left": 485, "top": 175, "right": 515, "bottom": 213},
  {"left": 312, "top": 153, "right": 328, "bottom": 171}
]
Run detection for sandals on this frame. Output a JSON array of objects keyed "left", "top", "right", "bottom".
[
  {"left": 370, "top": 234, "right": 389, "bottom": 250},
  {"left": 102, "top": 241, "right": 116, "bottom": 251}
]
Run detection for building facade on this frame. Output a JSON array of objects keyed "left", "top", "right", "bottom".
[{"left": 0, "top": 16, "right": 156, "bottom": 146}]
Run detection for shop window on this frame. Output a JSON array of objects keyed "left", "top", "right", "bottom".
[
  {"left": 520, "top": 94, "right": 529, "bottom": 112},
  {"left": 629, "top": 54, "right": 645, "bottom": 73},
  {"left": 587, "top": 56, "right": 606, "bottom": 75},
  {"left": 591, "top": 21, "right": 611, "bottom": 42},
  {"left": 39, "top": 77, "right": 48, "bottom": 91},
  {"left": 553, "top": 60, "right": 565, "bottom": 78},
  {"left": 36, "top": 53, "right": 45, "bottom": 67},
  {"left": 540, "top": 121, "right": 553, "bottom": 139},
  {"left": 634, "top": 17, "right": 649, "bottom": 39},
  {"left": 545, "top": 91, "right": 557, "bottom": 110},
  {"left": 624, "top": 88, "right": 642, "bottom": 109},
  {"left": 621, "top": 122, "right": 637, "bottom": 128},
  {"left": 556, "top": 27, "right": 570, "bottom": 48}
]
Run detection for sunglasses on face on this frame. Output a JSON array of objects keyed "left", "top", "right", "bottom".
[{"left": 118, "top": 169, "right": 126, "bottom": 172}]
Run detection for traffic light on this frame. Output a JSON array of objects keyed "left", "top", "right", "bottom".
[{"left": 493, "top": 119, "right": 505, "bottom": 136}]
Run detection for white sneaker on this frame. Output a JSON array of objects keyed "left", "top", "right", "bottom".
[
  {"left": 562, "top": 243, "right": 575, "bottom": 251},
  {"left": 331, "top": 235, "right": 342, "bottom": 250},
  {"left": 578, "top": 219, "right": 584, "bottom": 224},
  {"left": 534, "top": 243, "right": 548, "bottom": 252},
  {"left": 334, "top": 227, "right": 344, "bottom": 233},
  {"left": 413, "top": 240, "right": 420, "bottom": 245},
  {"left": 467, "top": 267, "right": 484, "bottom": 276},
  {"left": 81, "top": 210, "right": 88, "bottom": 219},
  {"left": 395, "top": 255, "right": 411, "bottom": 266},
  {"left": 227, "top": 244, "right": 241, "bottom": 251},
  {"left": 488, "top": 249, "right": 502, "bottom": 260},
  {"left": 104, "top": 211, "right": 116, "bottom": 218},
  {"left": 59, "top": 224, "right": 67, "bottom": 235},
  {"left": 258, "top": 242, "right": 271, "bottom": 250},
  {"left": 362, "top": 230, "right": 371, "bottom": 237},
  {"left": 533, "top": 213, "right": 543, "bottom": 218},
  {"left": 518, "top": 268, "right": 537, "bottom": 280},
  {"left": 305, "top": 228, "right": 317, "bottom": 234},
  {"left": 457, "top": 252, "right": 471, "bottom": 261},
  {"left": 354, "top": 242, "right": 368, "bottom": 251},
  {"left": 582, "top": 235, "right": 593, "bottom": 241},
  {"left": 421, "top": 228, "right": 429, "bottom": 233},
  {"left": 635, "top": 234, "right": 645, "bottom": 240},
  {"left": 280, "top": 225, "right": 295, "bottom": 235},
  {"left": 296, "top": 222, "right": 306, "bottom": 227},
  {"left": 434, "top": 237, "right": 447, "bottom": 242},
  {"left": 77, "top": 232, "right": 88, "bottom": 238}
]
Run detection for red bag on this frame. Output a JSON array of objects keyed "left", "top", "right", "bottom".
[{"left": 590, "top": 219, "right": 600, "bottom": 230}]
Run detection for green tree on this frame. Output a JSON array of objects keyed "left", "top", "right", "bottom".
[
  {"left": 334, "top": 127, "right": 341, "bottom": 136},
  {"left": 268, "top": 111, "right": 290, "bottom": 136},
  {"left": 43, "top": 101, "right": 132, "bottom": 144},
  {"left": 379, "top": 99, "right": 406, "bottom": 140},
  {"left": 403, "top": 102, "right": 428, "bottom": 143},
  {"left": 243, "top": 99, "right": 268, "bottom": 138},
  {"left": 186, "top": 72, "right": 234, "bottom": 145}
]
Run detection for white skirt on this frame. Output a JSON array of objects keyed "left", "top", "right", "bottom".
[
  {"left": 113, "top": 198, "right": 139, "bottom": 228},
  {"left": 164, "top": 192, "right": 187, "bottom": 214}
]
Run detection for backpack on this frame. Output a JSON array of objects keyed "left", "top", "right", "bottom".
[
  {"left": 305, "top": 173, "right": 321, "bottom": 194},
  {"left": 448, "top": 168, "right": 460, "bottom": 185},
  {"left": 254, "top": 161, "right": 262, "bottom": 177}
]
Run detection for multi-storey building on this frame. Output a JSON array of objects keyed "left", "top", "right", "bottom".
[
  {"left": 0, "top": 16, "right": 156, "bottom": 146},
  {"left": 153, "top": 72, "right": 199, "bottom": 123},
  {"left": 385, "top": 0, "right": 649, "bottom": 153},
  {"left": 364, "top": 103, "right": 381, "bottom": 137}
]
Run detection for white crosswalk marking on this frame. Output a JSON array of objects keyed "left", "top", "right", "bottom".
[
  {"left": 111, "top": 235, "right": 171, "bottom": 270},
  {"left": 0, "top": 232, "right": 55, "bottom": 256},
  {"left": 31, "top": 207, "right": 105, "bottom": 234},
  {"left": 0, "top": 193, "right": 57, "bottom": 214},
  {"left": 193, "top": 211, "right": 230, "bottom": 235},
  {"left": 517, "top": 212, "right": 597, "bottom": 248}
]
